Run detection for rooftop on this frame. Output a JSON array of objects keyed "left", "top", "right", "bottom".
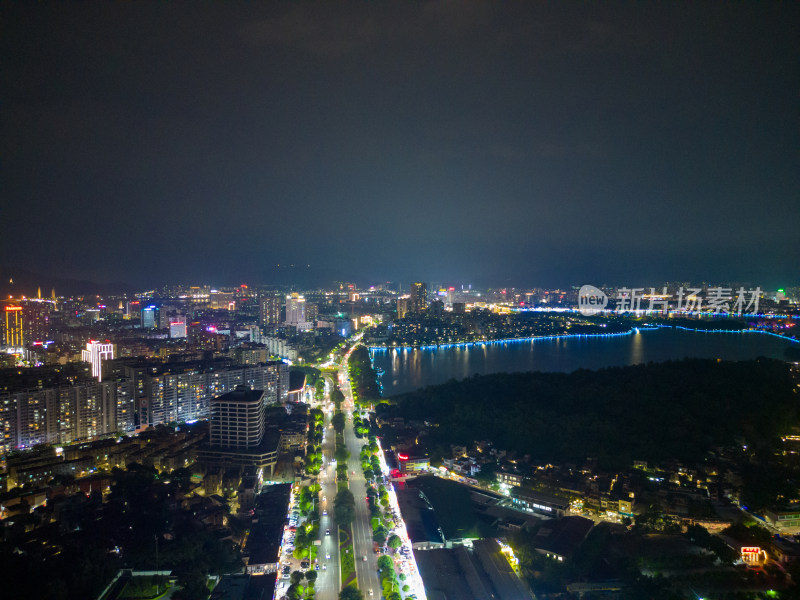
[{"left": 212, "top": 386, "right": 265, "bottom": 404}]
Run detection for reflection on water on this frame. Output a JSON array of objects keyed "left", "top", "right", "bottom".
[
  {"left": 371, "top": 329, "right": 796, "bottom": 396},
  {"left": 630, "top": 328, "right": 644, "bottom": 365}
]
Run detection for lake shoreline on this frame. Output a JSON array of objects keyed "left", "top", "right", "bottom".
[
  {"left": 368, "top": 325, "right": 798, "bottom": 352},
  {"left": 370, "top": 326, "right": 799, "bottom": 397}
]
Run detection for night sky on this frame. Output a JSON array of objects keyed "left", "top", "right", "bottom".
[{"left": 3, "top": 3, "right": 798, "bottom": 289}]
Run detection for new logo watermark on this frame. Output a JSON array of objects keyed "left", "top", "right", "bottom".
[
  {"left": 577, "top": 285, "right": 761, "bottom": 316},
  {"left": 578, "top": 285, "right": 608, "bottom": 316}
]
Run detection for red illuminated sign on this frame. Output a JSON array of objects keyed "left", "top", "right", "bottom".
[
  {"left": 741, "top": 547, "right": 761, "bottom": 554},
  {"left": 398, "top": 454, "right": 409, "bottom": 461},
  {"left": 5, "top": 306, "right": 22, "bottom": 311}
]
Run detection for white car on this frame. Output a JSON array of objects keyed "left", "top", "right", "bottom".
[{"left": 326, "top": 552, "right": 331, "bottom": 559}]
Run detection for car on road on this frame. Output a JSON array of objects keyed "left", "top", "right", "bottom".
[
  {"left": 322, "top": 564, "right": 327, "bottom": 570},
  {"left": 322, "top": 510, "right": 327, "bottom": 516},
  {"left": 362, "top": 555, "right": 367, "bottom": 562},
  {"left": 326, "top": 552, "right": 331, "bottom": 559},
  {"left": 325, "top": 528, "right": 330, "bottom": 535},
  {"left": 314, "top": 564, "right": 320, "bottom": 571}
]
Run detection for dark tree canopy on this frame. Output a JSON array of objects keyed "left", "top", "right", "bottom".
[
  {"left": 334, "top": 488, "right": 356, "bottom": 526},
  {"left": 332, "top": 411, "right": 346, "bottom": 434},
  {"left": 339, "top": 586, "right": 364, "bottom": 600},
  {"left": 381, "top": 358, "right": 798, "bottom": 470}
]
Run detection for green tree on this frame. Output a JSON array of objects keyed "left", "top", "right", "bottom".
[
  {"left": 334, "top": 488, "right": 356, "bottom": 526},
  {"left": 332, "top": 412, "right": 346, "bottom": 434},
  {"left": 339, "top": 587, "right": 363, "bottom": 600},
  {"left": 373, "top": 528, "right": 386, "bottom": 545},
  {"left": 387, "top": 534, "right": 402, "bottom": 550},
  {"left": 173, "top": 568, "right": 209, "bottom": 600},
  {"left": 377, "top": 555, "right": 393, "bottom": 571},
  {"left": 335, "top": 443, "right": 350, "bottom": 463},
  {"left": 290, "top": 570, "right": 304, "bottom": 586}
]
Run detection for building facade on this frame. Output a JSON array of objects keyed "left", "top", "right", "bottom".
[
  {"left": 3, "top": 305, "right": 24, "bottom": 347},
  {"left": 0, "top": 361, "right": 287, "bottom": 453},
  {"left": 259, "top": 293, "right": 282, "bottom": 327},
  {"left": 410, "top": 283, "right": 427, "bottom": 313},
  {"left": 209, "top": 386, "right": 266, "bottom": 449},
  {"left": 0, "top": 379, "right": 136, "bottom": 454},
  {"left": 82, "top": 340, "right": 115, "bottom": 381}
]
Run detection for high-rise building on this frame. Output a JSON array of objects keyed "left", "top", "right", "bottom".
[
  {"left": 428, "top": 299, "right": 445, "bottom": 318},
  {"left": 284, "top": 293, "right": 306, "bottom": 326},
  {"left": 0, "top": 379, "right": 135, "bottom": 453},
  {"left": 128, "top": 360, "right": 287, "bottom": 428},
  {"left": 170, "top": 318, "right": 187, "bottom": 338},
  {"left": 141, "top": 305, "right": 158, "bottom": 328},
  {"left": 210, "top": 291, "right": 235, "bottom": 310},
  {"left": 306, "top": 302, "right": 318, "bottom": 324},
  {"left": 0, "top": 361, "right": 287, "bottom": 452},
  {"left": 19, "top": 301, "right": 52, "bottom": 343},
  {"left": 410, "top": 282, "right": 427, "bottom": 313},
  {"left": 3, "top": 305, "right": 24, "bottom": 347},
  {"left": 82, "top": 340, "right": 114, "bottom": 381},
  {"left": 126, "top": 300, "right": 142, "bottom": 321},
  {"left": 259, "top": 293, "right": 282, "bottom": 326},
  {"left": 396, "top": 296, "right": 410, "bottom": 320},
  {"left": 209, "top": 386, "right": 266, "bottom": 449}
]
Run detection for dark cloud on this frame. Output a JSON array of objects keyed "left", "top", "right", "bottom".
[{"left": 1, "top": 2, "right": 798, "bottom": 288}]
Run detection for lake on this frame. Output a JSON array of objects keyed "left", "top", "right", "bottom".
[{"left": 370, "top": 328, "right": 797, "bottom": 396}]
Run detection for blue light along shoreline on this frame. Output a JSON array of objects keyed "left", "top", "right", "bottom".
[
  {"left": 369, "top": 326, "right": 798, "bottom": 396},
  {"left": 368, "top": 325, "right": 798, "bottom": 352}
]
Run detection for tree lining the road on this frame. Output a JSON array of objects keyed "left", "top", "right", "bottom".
[
  {"left": 347, "top": 345, "right": 381, "bottom": 408},
  {"left": 305, "top": 409, "right": 325, "bottom": 475},
  {"left": 377, "top": 554, "right": 401, "bottom": 598},
  {"left": 335, "top": 425, "right": 350, "bottom": 483},
  {"left": 339, "top": 586, "right": 363, "bottom": 600},
  {"left": 286, "top": 569, "right": 318, "bottom": 600},
  {"left": 332, "top": 411, "right": 346, "bottom": 434},
  {"left": 331, "top": 388, "right": 344, "bottom": 410},
  {"left": 334, "top": 488, "right": 356, "bottom": 526}
]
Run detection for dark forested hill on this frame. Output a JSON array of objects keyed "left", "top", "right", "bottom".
[{"left": 381, "top": 358, "right": 798, "bottom": 469}]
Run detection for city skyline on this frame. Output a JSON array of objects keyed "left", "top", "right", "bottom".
[{"left": 3, "top": 4, "right": 798, "bottom": 288}]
